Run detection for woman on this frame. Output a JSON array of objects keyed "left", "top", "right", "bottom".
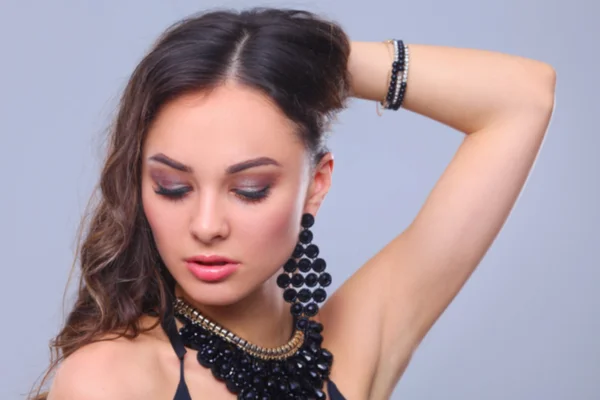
[{"left": 33, "top": 7, "right": 556, "bottom": 400}]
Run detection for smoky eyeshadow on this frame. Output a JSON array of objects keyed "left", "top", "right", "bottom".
[
  {"left": 232, "top": 169, "right": 283, "bottom": 190},
  {"left": 234, "top": 176, "right": 272, "bottom": 188},
  {"left": 149, "top": 169, "right": 186, "bottom": 187},
  {"left": 148, "top": 165, "right": 279, "bottom": 187}
]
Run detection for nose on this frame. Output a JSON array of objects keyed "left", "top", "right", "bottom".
[{"left": 189, "top": 189, "right": 230, "bottom": 244}]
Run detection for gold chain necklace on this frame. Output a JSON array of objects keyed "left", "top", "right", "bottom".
[{"left": 173, "top": 297, "right": 305, "bottom": 360}]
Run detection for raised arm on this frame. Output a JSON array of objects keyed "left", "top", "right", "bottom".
[
  {"left": 320, "top": 41, "right": 556, "bottom": 399},
  {"left": 349, "top": 41, "right": 555, "bottom": 133}
]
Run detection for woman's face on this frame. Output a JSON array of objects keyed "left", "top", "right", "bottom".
[{"left": 141, "top": 83, "right": 332, "bottom": 306}]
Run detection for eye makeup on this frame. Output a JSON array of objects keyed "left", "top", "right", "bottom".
[
  {"left": 150, "top": 170, "right": 191, "bottom": 201},
  {"left": 149, "top": 169, "right": 276, "bottom": 205},
  {"left": 232, "top": 185, "right": 271, "bottom": 203},
  {"left": 154, "top": 184, "right": 191, "bottom": 200},
  {"left": 230, "top": 174, "right": 277, "bottom": 204}
]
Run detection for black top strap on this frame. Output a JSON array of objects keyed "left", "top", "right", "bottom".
[
  {"left": 162, "top": 299, "right": 187, "bottom": 360},
  {"left": 161, "top": 298, "right": 192, "bottom": 400},
  {"left": 327, "top": 380, "right": 346, "bottom": 400}
]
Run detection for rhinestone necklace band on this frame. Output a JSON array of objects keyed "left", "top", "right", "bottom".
[{"left": 173, "top": 297, "right": 305, "bottom": 360}]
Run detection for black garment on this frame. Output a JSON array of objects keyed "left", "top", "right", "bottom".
[{"left": 161, "top": 307, "right": 346, "bottom": 400}]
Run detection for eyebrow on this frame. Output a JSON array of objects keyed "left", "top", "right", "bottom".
[
  {"left": 148, "top": 153, "right": 281, "bottom": 174},
  {"left": 226, "top": 157, "right": 281, "bottom": 174},
  {"left": 148, "top": 153, "right": 192, "bottom": 172}
]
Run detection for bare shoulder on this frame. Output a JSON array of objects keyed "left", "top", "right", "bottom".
[{"left": 48, "top": 331, "right": 165, "bottom": 400}]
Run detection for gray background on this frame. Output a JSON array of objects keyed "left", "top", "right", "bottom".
[{"left": 1, "top": 0, "right": 598, "bottom": 399}]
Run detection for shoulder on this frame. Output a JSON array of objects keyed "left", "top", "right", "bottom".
[{"left": 48, "top": 333, "right": 162, "bottom": 400}]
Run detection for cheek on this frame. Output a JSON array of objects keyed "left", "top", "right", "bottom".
[
  {"left": 262, "top": 205, "right": 298, "bottom": 246},
  {"left": 239, "top": 188, "right": 305, "bottom": 268},
  {"left": 141, "top": 184, "right": 186, "bottom": 262}
]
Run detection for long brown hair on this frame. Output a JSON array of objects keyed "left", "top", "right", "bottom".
[{"left": 30, "top": 7, "right": 350, "bottom": 399}]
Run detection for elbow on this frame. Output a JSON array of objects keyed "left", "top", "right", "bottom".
[
  {"left": 539, "top": 63, "right": 557, "bottom": 110},
  {"left": 490, "top": 62, "right": 556, "bottom": 132},
  {"left": 529, "top": 62, "right": 557, "bottom": 116}
]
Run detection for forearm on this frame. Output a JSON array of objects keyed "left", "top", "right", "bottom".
[{"left": 348, "top": 41, "right": 556, "bottom": 134}]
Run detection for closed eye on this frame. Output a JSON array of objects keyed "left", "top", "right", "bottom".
[
  {"left": 153, "top": 184, "right": 271, "bottom": 203},
  {"left": 154, "top": 184, "right": 191, "bottom": 200},
  {"left": 233, "top": 186, "right": 271, "bottom": 203}
]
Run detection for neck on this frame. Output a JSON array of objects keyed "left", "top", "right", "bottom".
[{"left": 173, "top": 278, "right": 294, "bottom": 349}]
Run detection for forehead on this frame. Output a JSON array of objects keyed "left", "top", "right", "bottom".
[{"left": 144, "top": 83, "right": 306, "bottom": 171}]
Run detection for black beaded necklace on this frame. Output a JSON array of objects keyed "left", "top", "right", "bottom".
[
  {"left": 172, "top": 213, "right": 333, "bottom": 399},
  {"left": 174, "top": 298, "right": 333, "bottom": 400}
]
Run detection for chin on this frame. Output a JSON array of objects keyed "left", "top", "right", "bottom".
[{"left": 178, "top": 279, "right": 251, "bottom": 307}]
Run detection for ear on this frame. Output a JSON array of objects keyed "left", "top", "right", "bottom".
[{"left": 304, "top": 152, "right": 334, "bottom": 217}]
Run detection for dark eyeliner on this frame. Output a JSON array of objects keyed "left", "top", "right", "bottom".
[
  {"left": 234, "top": 185, "right": 271, "bottom": 202},
  {"left": 154, "top": 184, "right": 191, "bottom": 199}
]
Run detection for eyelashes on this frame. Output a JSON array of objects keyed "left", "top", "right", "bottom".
[
  {"left": 233, "top": 186, "right": 271, "bottom": 203},
  {"left": 153, "top": 184, "right": 271, "bottom": 204},
  {"left": 154, "top": 185, "right": 191, "bottom": 199}
]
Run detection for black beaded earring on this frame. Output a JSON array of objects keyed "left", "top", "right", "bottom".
[{"left": 277, "top": 213, "right": 332, "bottom": 323}]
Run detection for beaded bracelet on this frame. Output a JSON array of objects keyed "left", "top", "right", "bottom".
[{"left": 379, "top": 39, "right": 410, "bottom": 112}]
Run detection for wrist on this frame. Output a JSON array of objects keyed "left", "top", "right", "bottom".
[{"left": 348, "top": 41, "right": 394, "bottom": 102}]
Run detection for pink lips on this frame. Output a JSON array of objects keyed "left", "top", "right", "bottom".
[{"left": 185, "top": 255, "right": 240, "bottom": 283}]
